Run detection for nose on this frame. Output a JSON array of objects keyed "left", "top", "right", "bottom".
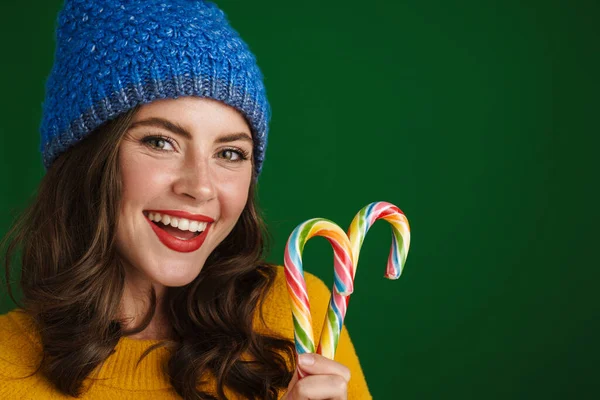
[{"left": 172, "top": 157, "right": 216, "bottom": 202}]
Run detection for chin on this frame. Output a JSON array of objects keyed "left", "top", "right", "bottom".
[{"left": 143, "top": 257, "right": 207, "bottom": 288}]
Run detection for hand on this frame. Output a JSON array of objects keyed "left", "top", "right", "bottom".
[{"left": 281, "top": 353, "right": 351, "bottom": 400}]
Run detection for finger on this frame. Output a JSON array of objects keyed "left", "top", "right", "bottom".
[
  {"left": 297, "top": 353, "right": 351, "bottom": 382},
  {"left": 282, "top": 366, "right": 300, "bottom": 399},
  {"left": 289, "top": 374, "right": 348, "bottom": 400}
]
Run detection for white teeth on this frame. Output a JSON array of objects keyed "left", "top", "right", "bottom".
[
  {"left": 146, "top": 212, "right": 208, "bottom": 233},
  {"left": 178, "top": 219, "right": 190, "bottom": 231}
]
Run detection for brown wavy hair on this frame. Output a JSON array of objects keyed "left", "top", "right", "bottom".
[{"left": 1, "top": 106, "right": 296, "bottom": 399}]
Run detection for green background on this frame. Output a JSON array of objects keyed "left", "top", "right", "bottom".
[{"left": 1, "top": 0, "right": 598, "bottom": 398}]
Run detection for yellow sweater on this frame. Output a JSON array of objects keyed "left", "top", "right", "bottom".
[{"left": 0, "top": 266, "right": 372, "bottom": 399}]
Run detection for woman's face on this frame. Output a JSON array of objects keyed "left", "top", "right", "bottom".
[{"left": 115, "top": 96, "right": 254, "bottom": 288}]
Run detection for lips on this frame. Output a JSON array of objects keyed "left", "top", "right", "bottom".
[{"left": 144, "top": 214, "right": 212, "bottom": 253}]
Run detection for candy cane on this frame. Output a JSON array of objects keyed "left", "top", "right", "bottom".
[
  {"left": 284, "top": 202, "right": 411, "bottom": 377},
  {"left": 318, "top": 201, "right": 411, "bottom": 360},
  {"left": 347, "top": 201, "right": 411, "bottom": 279},
  {"left": 284, "top": 218, "right": 354, "bottom": 378}
]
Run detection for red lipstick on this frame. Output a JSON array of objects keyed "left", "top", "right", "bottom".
[{"left": 144, "top": 213, "right": 212, "bottom": 253}]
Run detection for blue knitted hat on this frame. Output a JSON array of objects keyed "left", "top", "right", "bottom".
[{"left": 40, "top": 0, "right": 271, "bottom": 177}]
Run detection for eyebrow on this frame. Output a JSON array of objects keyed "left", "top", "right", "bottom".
[{"left": 129, "top": 117, "right": 253, "bottom": 144}]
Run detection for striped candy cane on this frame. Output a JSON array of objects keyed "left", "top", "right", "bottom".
[
  {"left": 319, "top": 201, "right": 411, "bottom": 360},
  {"left": 284, "top": 218, "right": 354, "bottom": 378},
  {"left": 284, "top": 202, "right": 411, "bottom": 379},
  {"left": 347, "top": 201, "right": 411, "bottom": 279}
]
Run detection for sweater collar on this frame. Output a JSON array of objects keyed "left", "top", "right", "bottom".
[{"left": 90, "top": 336, "right": 174, "bottom": 391}]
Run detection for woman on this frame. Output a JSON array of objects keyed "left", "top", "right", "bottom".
[{"left": 0, "top": 0, "right": 371, "bottom": 399}]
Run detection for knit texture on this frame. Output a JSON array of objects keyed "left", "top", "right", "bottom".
[
  {"left": 0, "top": 266, "right": 372, "bottom": 399},
  {"left": 40, "top": 0, "right": 271, "bottom": 176}
]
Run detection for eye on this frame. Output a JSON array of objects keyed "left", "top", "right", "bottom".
[
  {"left": 141, "top": 135, "right": 176, "bottom": 152},
  {"left": 218, "top": 148, "right": 250, "bottom": 162}
]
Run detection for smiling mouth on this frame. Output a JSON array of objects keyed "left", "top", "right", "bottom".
[
  {"left": 143, "top": 211, "right": 204, "bottom": 241},
  {"left": 155, "top": 221, "right": 201, "bottom": 240},
  {"left": 142, "top": 211, "right": 213, "bottom": 253}
]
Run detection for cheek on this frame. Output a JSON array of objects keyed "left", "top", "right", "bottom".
[
  {"left": 120, "top": 154, "right": 172, "bottom": 206},
  {"left": 217, "top": 172, "right": 252, "bottom": 218}
]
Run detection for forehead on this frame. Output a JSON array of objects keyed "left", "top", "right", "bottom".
[{"left": 132, "top": 96, "right": 251, "bottom": 136}]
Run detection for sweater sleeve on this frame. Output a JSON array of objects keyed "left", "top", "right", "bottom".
[{"left": 0, "top": 310, "right": 52, "bottom": 399}]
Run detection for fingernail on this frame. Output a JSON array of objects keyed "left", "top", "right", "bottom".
[{"left": 299, "top": 353, "right": 315, "bottom": 366}]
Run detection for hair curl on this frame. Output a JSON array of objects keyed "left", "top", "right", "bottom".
[{"left": 1, "top": 106, "right": 296, "bottom": 399}]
